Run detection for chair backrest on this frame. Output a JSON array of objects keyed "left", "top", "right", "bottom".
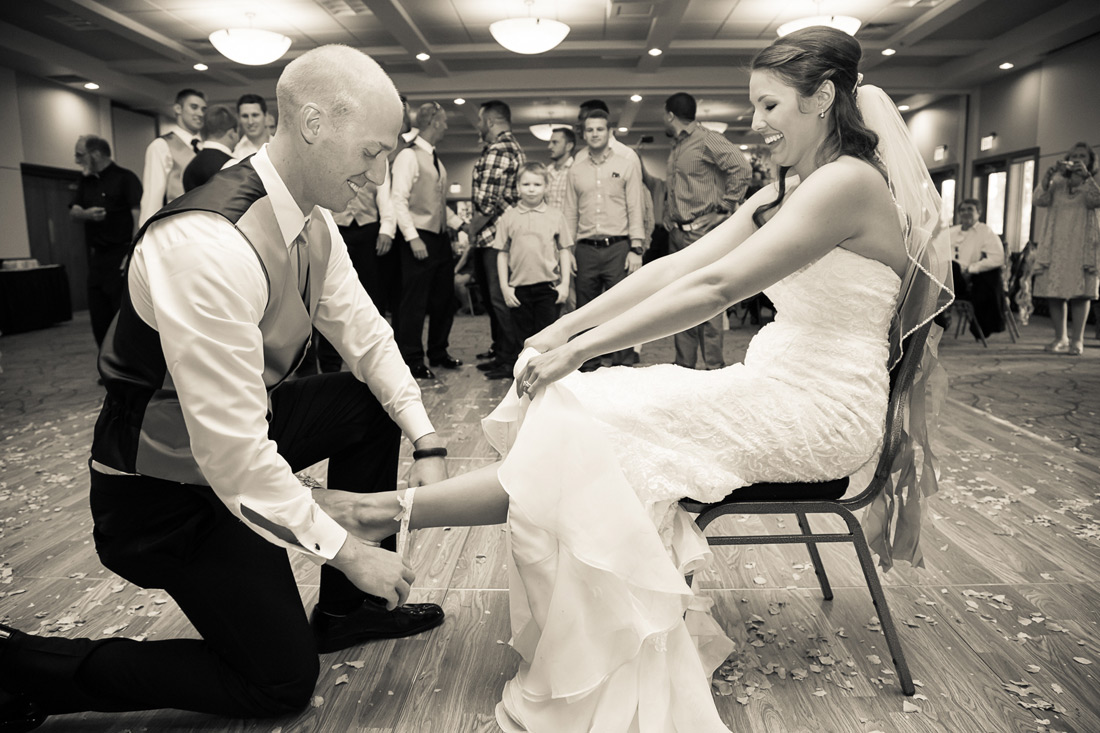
[{"left": 840, "top": 320, "right": 933, "bottom": 509}]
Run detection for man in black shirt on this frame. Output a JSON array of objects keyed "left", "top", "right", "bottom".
[{"left": 70, "top": 135, "right": 143, "bottom": 348}]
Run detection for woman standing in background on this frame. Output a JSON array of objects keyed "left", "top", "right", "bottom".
[{"left": 1033, "top": 141, "right": 1100, "bottom": 354}]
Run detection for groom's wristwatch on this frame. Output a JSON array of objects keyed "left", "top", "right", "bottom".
[
  {"left": 629, "top": 244, "right": 644, "bottom": 255},
  {"left": 412, "top": 447, "right": 448, "bottom": 460}
]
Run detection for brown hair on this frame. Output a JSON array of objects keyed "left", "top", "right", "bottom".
[{"left": 750, "top": 26, "right": 883, "bottom": 227}]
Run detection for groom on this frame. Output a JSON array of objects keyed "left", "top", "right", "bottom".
[{"left": 0, "top": 46, "right": 447, "bottom": 728}]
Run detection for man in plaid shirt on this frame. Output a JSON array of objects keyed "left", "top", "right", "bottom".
[{"left": 471, "top": 100, "right": 526, "bottom": 379}]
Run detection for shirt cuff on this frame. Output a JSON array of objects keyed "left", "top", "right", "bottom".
[
  {"left": 394, "top": 403, "right": 435, "bottom": 445},
  {"left": 379, "top": 221, "right": 396, "bottom": 238},
  {"left": 298, "top": 509, "right": 348, "bottom": 563}
]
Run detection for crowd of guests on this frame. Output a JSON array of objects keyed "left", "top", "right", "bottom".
[
  {"left": 108, "top": 86, "right": 755, "bottom": 380},
  {"left": 68, "top": 87, "right": 1099, "bottom": 369}
]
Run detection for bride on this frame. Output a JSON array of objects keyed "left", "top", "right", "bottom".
[{"left": 321, "top": 26, "right": 951, "bottom": 732}]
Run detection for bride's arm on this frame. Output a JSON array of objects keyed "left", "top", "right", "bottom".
[
  {"left": 521, "top": 163, "right": 876, "bottom": 387},
  {"left": 531, "top": 184, "right": 780, "bottom": 349}
]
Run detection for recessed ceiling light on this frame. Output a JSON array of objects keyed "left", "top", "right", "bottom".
[
  {"left": 630, "top": 94, "right": 643, "bottom": 102},
  {"left": 897, "top": 104, "right": 910, "bottom": 112},
  {"left": 999, "top": 62, "right": 1014, "bottom": 70},
  {"left": 84, "top": 82, "right": 99, "bottom": 90},
  {"left": 881, "top": 48, "right": 896, "bottom": 56},
  {"left": 454, "top": 98, "right": 465, "bottom": 105},
  {"left": 648, "top": 48, "right": 662, "bottom": 57},
  {"left": 739, "top": 144, "right": 749, "bottom": 150},
  {"left": 416, "top": 52, "right": 431, "bottom": 61},
  {"left": 193, "top": 63, "right": 208, "bottom": 71},
  {"left": 618, "top": 127, "right": 628, "bottom": 133}
]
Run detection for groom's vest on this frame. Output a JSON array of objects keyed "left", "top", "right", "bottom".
[{"left": 91, "top": 160, "right": 332, "bottom": 485}]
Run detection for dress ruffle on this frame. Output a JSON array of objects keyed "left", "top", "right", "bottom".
[{"left": 484, "top": 376, "right": 733, "bottom": 732}]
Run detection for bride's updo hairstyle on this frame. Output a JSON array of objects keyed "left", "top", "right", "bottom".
[{"left": 751, "top": 26, "right": 883, "bottom": 227}]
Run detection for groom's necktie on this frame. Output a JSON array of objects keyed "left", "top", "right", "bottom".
[{"left": 292, "top": 227, "right": 310, "bottom": 307}]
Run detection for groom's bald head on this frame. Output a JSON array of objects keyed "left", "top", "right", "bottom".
[{"left": 276, "top": 45, "right": 401, "bottom": 134}]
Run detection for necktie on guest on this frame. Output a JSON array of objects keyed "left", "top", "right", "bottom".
[
  {"left": 432, "top": 150, "right": 441, "bottom": 176},
  {"left": 191, "top": 138, "right": 201, "bottom": 154}
]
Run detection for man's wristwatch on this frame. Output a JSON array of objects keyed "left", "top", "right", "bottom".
[
  {"left": 629, "top": 245, "right": 644, "bottom": 255},
  {"left": 412, "top": 447, "right": 448, "bottom": 460}
]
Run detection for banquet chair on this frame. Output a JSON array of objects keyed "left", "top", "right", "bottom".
[
  {"left": 680, "top": 321, "right": 933, "bottom": 698},
  {"left": 951, "top": 297, "right": 987, "bottom": 346}
]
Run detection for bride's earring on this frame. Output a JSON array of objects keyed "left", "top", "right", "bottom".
[{"left": 818, "top": 108, "right": 826, "bottom": 118}]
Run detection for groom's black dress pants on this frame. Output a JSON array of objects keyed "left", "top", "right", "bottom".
[{"left": 0, "top": 372, "right": 400, "bottom": 717}]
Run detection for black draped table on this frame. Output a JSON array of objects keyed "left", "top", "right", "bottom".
[{"left": 0, "top": 265, "right": 73, "bottom": 335}]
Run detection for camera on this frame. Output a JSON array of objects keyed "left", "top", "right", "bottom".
[{"left": 1057, "top": 159, "right": 1075, "bottom": 176}]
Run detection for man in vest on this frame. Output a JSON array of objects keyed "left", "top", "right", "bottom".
[
  {"left": 390, "top": 101, "right": 462, "bottom": 380},
  {"left": 138, "top": 88, "right": 206, "bottom": 226},
  {"left": 0, "top": 46, "right": 446, "bottom": 727},
  {"left": 232, "top": 93, "right": 270, "bottom": 160}
]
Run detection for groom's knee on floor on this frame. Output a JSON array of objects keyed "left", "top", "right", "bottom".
[{"left": 238, "top": 653, "right": 320, "bottom": 717}]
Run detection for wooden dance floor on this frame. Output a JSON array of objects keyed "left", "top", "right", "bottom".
[{"left": 2, "top": 311, "right": 1098, "bottom": 732}]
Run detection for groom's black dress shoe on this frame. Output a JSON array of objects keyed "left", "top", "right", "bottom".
[
  {"left": 408, "top": 364, "right": 436, "bottom": 380},
  {"left": 428, "top": 355, "right": 462, "bottom": 369},
  {"left": 310, "top": 601, "right": 445, "bottom": 653}
]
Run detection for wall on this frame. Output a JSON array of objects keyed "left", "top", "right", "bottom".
[
  {"left": 907, "top": 96, "right": 965, "bottom": 173},
  {"left": 1035, "top": 33, "right": 1100, "bottom": 165},
  {"left": 16, "top": 72, "right": 107, "bottom": 169},
  {"left": 975, "top": 67, "right": 1042, "bottom": 159},
  {"left": 111, "top": 106, "right": 158, "bottom": 179},
  {"left": 0, "top": 68, "right": 30, "bottom": 260},
  {"left": 0, "top": 66, "right": 157, "bottom": 261}
]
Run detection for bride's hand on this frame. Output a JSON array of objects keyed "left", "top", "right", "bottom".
[
  {"left": 524, "top": 321, "right": 570, "bottom": 355},
  {"left": 516, "top": 342, "right": 585, "bottom": 398}
]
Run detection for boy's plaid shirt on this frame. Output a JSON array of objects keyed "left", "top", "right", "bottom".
[{"left": 473, "top": 131, "right": 525, "bottom": 248}]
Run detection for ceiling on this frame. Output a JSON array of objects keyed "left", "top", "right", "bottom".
[{"left": 2, "top": 0, "right": 1098, "bottom": 155}]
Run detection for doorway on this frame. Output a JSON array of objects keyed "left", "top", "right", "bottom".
[
  {"left": 21, "top": 164, "right": 87, "bottom": 311},
  {"left": 971, "top": 149, "right": 1039, "bottom": 254}
]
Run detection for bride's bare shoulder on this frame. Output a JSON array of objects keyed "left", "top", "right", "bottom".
[{"left": 814, "top": 157, "right": 889, "bottom": 195}]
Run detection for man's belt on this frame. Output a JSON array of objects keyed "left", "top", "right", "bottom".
[
  {"left": 674, "top": 219, "right": 708, "bottom": 233},
  {"left": 577, "top": 235, "right": 630, "bottom": 247}
]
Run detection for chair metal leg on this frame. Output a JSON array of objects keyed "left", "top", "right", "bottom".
[
  {"left": 953, "top": 304, "right": 966, "bottom": 339},
  {"left": 847, "top": 518, "right": 915, "bottom": 695},
  {"left": 796, "top": 513, "right": 833, "bottom": 601}
]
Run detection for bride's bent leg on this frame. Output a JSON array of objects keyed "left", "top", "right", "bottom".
[
  {"left": 408, "top": 462, "right": 510, "bottom": 529},
  {"left": 315, "top": 462, "right": 510, "bottom": 542}
]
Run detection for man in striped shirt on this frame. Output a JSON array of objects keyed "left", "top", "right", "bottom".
[{"left": 663, "top": 92, "right": 751, "bottom": 370}]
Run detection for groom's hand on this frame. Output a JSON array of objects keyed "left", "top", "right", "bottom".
[{"left": 328, "top": 537, "right": 413, "bottom": 610}]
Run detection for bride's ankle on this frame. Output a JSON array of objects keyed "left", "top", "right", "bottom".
[{"left": 360, "top": 491, "right": 403, "bottom": 541}]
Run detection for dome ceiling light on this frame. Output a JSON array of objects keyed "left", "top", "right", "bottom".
[
  {"left": 209, "top": 14, "right": 291, "bottom": 66},
  {"left": 490, "top": 0, "right": 570, "bottom": 55}
]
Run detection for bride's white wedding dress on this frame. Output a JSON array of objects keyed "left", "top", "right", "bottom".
[{"left": 482, "top": 246, "right": 902, "bottom": 732}]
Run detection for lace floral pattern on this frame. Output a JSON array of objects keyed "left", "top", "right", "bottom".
[{"left": 564, "top": 247, "right": 901, "bottom": 506}]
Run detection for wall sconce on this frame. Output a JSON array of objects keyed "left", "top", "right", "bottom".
[
  {"left": 980, "top": 133, "right": 996, "bottom": 152},
  {"left": 933, "top": 145, "right": 948, "bottom": 162}
]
